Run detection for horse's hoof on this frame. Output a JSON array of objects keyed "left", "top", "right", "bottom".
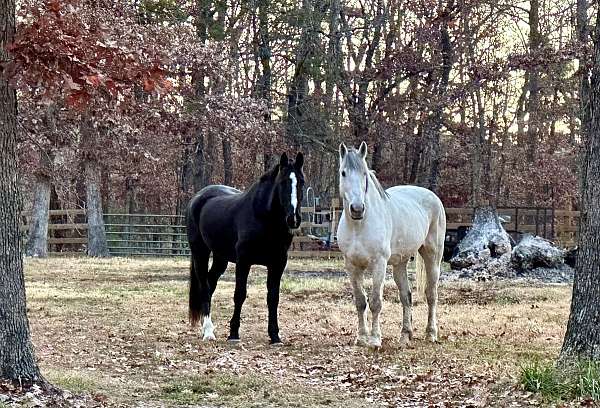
[
  {"left": 227, "top": 336, "right": 241, "bottom": 344},
  {"left": 399, "top": 333, "right": 411, "bottom": 347},
  {"left": 354, "top": 336, "right": 369, "bottom": 347},
  {"left": 426, "top": 331, "right": 438, "bottom": 343},
  {"left": 270, "top": 341, "right": 284, "bottom": 347},
  {"left": 203, "top": 333, "right": 216, "bottom": 341},
  {"left": 368, "top": 337, "right": 382, "bottom": 349}
]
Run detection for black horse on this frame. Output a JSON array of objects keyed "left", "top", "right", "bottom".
[{"left": 186, "top": 152, "right": 305, "bottom": 345}]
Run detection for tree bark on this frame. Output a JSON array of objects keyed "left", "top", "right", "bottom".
[
  {"left": 286, "top": 0, "right": 313, "bottom": 149},
  {"left": 425, "top": 11, "right": 452, "bottom": 193},
  {"left": 464, "top": 9, "right": 488, "bottom": 208},
  {"left": 577, "top": 0, "right": 591, "bottom": 185},
  {"left": 191, "top": 0, "right": 212, "bottom": 190},
  {"left": 192, "top": 132, "right": 206, "bottom": 191},
  {"left": 26, "top": 166, "right": 51, "bottom": 257},
  {"left": 81, "top": 119, "right": 109, "bottom": 257},
  {"left": 560, "top": 5, "right": 600, "bottom": 361},
  {"left": 222, "top": 136, "right": 233, "bottom": 186},
  {"left": 26, "top": 104, "right": 58, "bottom": 257},
  {"left": 526, "top": 0, "right": 540, "bottom": 162},
  {"left": 0, "top": 0, "right": 43, "bottom": 381}
]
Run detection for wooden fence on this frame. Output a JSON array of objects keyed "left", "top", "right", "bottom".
[
  {"left": 104, "top": 210, "right": 343, "bottom": 258},
  {"left": 443, "top": 207, "right": 579, "bottom": 247},
  {"left": 20, "top": 206, "right": 580, "bottom": 257},
  {"left": 20, "top": 209, "right": 88, "bottom": 255}
]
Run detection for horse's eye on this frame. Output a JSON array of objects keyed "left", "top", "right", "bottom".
[{"left": 341, "top": 171, "right": 346, "bottom": 177}]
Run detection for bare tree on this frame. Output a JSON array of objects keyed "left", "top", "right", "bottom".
[
  {"left": 560, "top": 3, "right": 600, "bottom": 362},
  {"left": 81, "top": 117, "right": 109, "bottom": 257},
  {"left": 0, "top": 0, "right": 43, "bottom": 381}
]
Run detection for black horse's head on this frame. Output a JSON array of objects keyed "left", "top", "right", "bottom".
[{"left": 273, "top": 152, "right": 305, "bottom": 229}]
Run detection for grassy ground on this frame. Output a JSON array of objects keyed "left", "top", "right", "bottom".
[{"left": 23, "top": 257, "right": 574, "bottom": 407}]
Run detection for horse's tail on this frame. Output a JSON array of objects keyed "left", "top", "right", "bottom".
[
  {"left": 415, "top": 198, "right": 446, "bottom": 300},
  {"left": 186, "top": 192, "right": 211, "bottom": 327},
  {"left": 415, "top": 253, "right": 427, "bottom": 300},
  {"left": 188, "top": 259, "right": 210, "bottom": 326}
]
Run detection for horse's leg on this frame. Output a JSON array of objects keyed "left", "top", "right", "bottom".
[
  {"left": 266, "top": 261, "right": 285, "bottom": 345},
  {"left": 228, "top": 262, "right": 250, "bottom": 342},
  {"left": 201, "top": 256, "right": 228, "bottom": 341},
  {"left": 208, "top": 256, "right": 228, "bottom": 297},
  {"left": 368, "top": 258, "right": 387, "bottom": 349},
  {"left": 347, "top": 261, "right": 368, "bottom": 347},
  {"left": 419, "top": 246, "right": 441, "bottom": 342},
  {"left": 392, "top": 259, "right": 413, "bottom": 346}
]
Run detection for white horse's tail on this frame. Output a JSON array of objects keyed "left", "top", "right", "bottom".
[{"left": 415, "top": 253, "right": 426, "bottom": 300}]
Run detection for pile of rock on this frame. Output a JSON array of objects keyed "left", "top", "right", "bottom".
[{"left": 447, "top": 207, "right": 574, "bottom": 284}]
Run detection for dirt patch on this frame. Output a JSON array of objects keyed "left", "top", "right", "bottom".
[{"left": 18, "top": 257, "right": 573, "bottom": 407}]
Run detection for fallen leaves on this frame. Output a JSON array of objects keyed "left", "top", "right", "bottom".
[{"left": 18, "top": 258, "right": 575, "bottom": 407}]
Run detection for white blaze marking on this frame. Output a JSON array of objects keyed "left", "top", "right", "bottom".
[{"left": 290, "top": 172, "right": 298, "bottom": 212}]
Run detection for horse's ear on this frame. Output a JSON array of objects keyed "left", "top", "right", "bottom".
[
  {"left": 294, "top": 152, "right": 304, "bottom": 169},
  {"left": 358, "top": 141, "right": 368, "bottom": 159},
  {"left": 279, "top": 152, "right": 289, "bottom": 168},
  {"left": 339, "top": 142, "right": 348, "bottom": 160}
]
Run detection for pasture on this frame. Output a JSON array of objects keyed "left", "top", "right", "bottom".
[{"left": 25, "top": 257, "right": 570, "bottom": 407}]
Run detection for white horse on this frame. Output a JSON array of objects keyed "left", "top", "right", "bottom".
[{"left": 336, "top": 142, "right": 446, "bottom": 348}]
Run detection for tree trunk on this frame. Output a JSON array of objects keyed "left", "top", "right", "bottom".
[
  {"left": 26, "top": 104, "right": 58, "bottom": 257},
  {"left": 177, "top": 135, "right": 193, "bottom": 215},
  {"left": 286, "top": 0, "right": 313, "bottom": 149},
  {"left": 577, "top": 0, "right": 591, "bottom": 186},
  {"left": 191, "top": 0, "right": 211, "bottom": 190},
  {"left": 0, "top": 0, "right": 43, "bottom": 381},
  {"left": 560, "top": 6, "right": 600, "bottom": 361},
  {"left": 371, "top": 142, "right": 383, "bottom": 173},
  {"left": 26, "top": 170, "right": 51, "bottom": 257},
  {"left": 526, "top": 0, "right": 540, "bottom": 162},
  {"left": 192, "top": 131, "right": 206, "bottom": 191},
  {"left": 81, "top": 119, "right": 109, "bottom": 257},
  {"left": 85, "top": 158, "right": 109, "bottom": 257},
  {"left": 464, "top": 6, "right": 490, "bottom": 208},
  {"left": 222, "top": 136, "right": 233, "bottom": 186},
  {"left": 426, "top": 14, "right": 452, "bottom": 193}
]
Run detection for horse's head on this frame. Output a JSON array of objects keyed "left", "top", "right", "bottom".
[
  {"left": 273, "top": 152, "right": 305, "bottom": 229},
  {"left": 339, "top": 141, "right": 369, "bottom": 220}
]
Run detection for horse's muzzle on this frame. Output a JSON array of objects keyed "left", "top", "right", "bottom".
[{"left": 350, "top": 203, "right": 365, "bottom": 220}]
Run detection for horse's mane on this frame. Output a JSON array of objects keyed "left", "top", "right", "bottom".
[
  {"left": 368, "top": 170, "right": 390, "bottom": 200},
  {"left": 343, "top": 149, "right": 389, "bottom": 201}
]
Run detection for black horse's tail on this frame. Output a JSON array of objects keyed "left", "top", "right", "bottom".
[
  {"left": 186, "top": 192, "right": 212, "bottom": 327},
  {"left": 188, "top": 254, "right": 209, "bottom": 326}
]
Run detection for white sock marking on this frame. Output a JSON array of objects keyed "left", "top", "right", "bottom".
[
  {"left": 290, "top": 172, "right": 298, "bottom": 212},
  {"left": 202, "top": 315, "right": 215, "bottom": 341}
]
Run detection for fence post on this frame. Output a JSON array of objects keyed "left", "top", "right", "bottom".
[{"left": 330, "top": 198, "right": 339, "bottom": 247}]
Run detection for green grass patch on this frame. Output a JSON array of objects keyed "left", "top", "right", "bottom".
[
  {"left": 160, "top": 374, "right": 267, "bottom": 404},
  {"left": 520, "top": 359, "right": 600, "bottom": 402},
  {"left": 47, "top": 372, "right": 98, "bottom": 393}
]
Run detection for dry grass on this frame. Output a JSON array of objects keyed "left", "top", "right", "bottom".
[{"left": 23, "top": 257, "right": 574, "bottom": 407}]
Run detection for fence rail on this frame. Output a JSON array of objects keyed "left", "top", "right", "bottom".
[
  {"left": 20, "top": 206, "right": 580, "bottom": 257},
  {"left": 104, "top": 213, "right": 189, "bottom": 257}
]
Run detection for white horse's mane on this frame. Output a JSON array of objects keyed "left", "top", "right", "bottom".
[{"left": 342, "top": 149, "right": 390, "bottom": 200}]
